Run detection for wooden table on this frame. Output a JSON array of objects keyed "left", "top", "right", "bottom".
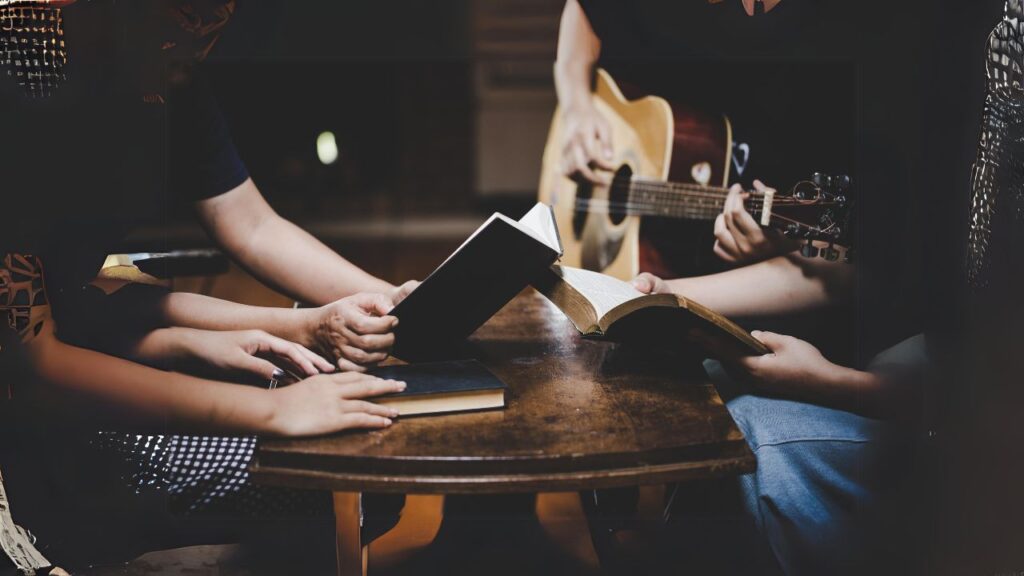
[{"left": 252, "top": 290, "right": 755, "bottom": 575}]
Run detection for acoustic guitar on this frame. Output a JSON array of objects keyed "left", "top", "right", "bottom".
[{"left": 538, "top": 69, "right": 852, "bottom": 281}]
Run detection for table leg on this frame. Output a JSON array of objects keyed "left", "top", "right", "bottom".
[{"left": 334, "top": 491, "right": 367, "bottom": 576}]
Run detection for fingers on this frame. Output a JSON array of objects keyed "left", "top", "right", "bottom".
[
  {"left": 336, "top": 413, "right": 393, "bottom": 430},
  {"left": 237, "top": 354, "right": 283, "bottom": 381},
  {"left": 713, "top": 240, "right": 738, "bottom": 264},
  {"left": 585, "top": 127, "right": 616, "bottom": 172},
  {"left": 342, "top": 296, "right": 398, "bottom": 334},
  {"left": 562, "top": 123, "right": 613, "bottom": 185},
  {"left": 750, "top": 330, "right": 787, "bottom": 352},
  {"left": 263, "top": 336, "right": 322, "bottom": 376},
  {"left": 338, "top": 345, "right": 389, "bottom": 366},
  {"left": 298, "top": 344, "right": 336, "bottom": 373},
  {"left": 632, "top": 273, "right": 655, "bottom": 293},
  {"left": 752, "top": 179, "right": 776, "bottom": 196},
  {"left": 335, "top": 376, "right": 407, "bottom": 399},
  {"left": 713, "top": 215, "right": 740, "bottom": 261},
  {"left": 571, "top": 144, "right": 606, "bottom": 185},
  {"left": 341, "top": 399, "right": 400, "bottom": 418},
  {"left": 354, "top": 292, "right": 396, "bottom": 317},
  {"left": 392, "top": 280, "right": 420, "bottom": 305},
  {"left": 593, "top": 117, "right": 615, "bottom": 167},
  {"left": 632, "top": 273, "right": 665, "bottom": 294},
  {"left": 730, "top": 195, "right": 764, "bottom": 238},
  {"left": 336, "top": 358, "right": 368, "bottom": 373},
  {"left": 351, "top": 332, "right": 395, "bottom": 351},
  {"left": 722, "top": 186, "right": 750, "bottom": 253}
]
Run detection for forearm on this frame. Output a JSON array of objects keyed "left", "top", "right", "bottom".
[
  {"left": 199, "top": 179, "right": 394, "bottom": 305},
  {"left": 781, "top": 366, "right": 889, "bottom": 418},
  {"left": 555, "top": 0, "right": 601, "bottom": 109},
  {"left": 30, "top": 336, "right": 279, "bottom": 434},
  {"left": 665, "top": 254, "right": 854, "bottom": 318},
  {"left": 241, "top": 215, "right": 394, "bottom": 304},
  {"left": 158, "top": 291, "right": 315, "bottom": 347}
]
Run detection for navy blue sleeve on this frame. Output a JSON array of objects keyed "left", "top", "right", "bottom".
[{"left": 168, "top": 69, "right": 250, "bottom": 202}]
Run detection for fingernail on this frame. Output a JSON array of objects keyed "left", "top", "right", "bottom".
[
  {"left": 751, "top": 331, "right": 762, "bottom": 337},
  {"left": 272, "top": 368, "right": 285, "bottom": 379},
  {"left": 396, "top": 381, "right": 407, "bottom": 391},
  {"left": 390, "top": 409, "right": 400, "bottom": 417},
  {"left": 383, "top": 418, "right": 393, "bottom": 426}
]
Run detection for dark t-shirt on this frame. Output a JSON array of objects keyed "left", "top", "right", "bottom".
[
  {"left": 1, "top": 4, "right": 248, "bottom": 352},
  {"left": 578, "top": 0, "right": 934, "bottom": 364},
  {"left": 168, "top": 69, "right": 251, "bottom": 203}
]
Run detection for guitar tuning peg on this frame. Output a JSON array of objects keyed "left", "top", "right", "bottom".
[
  {"left": 835, "top": 175, "right": 851, "bottom": 193},
  {"left": 800, "top": 240, "right": 820, "bottom": 258},
  {"left": 812, "top": 172, "right": 827, "bottom": 188}
]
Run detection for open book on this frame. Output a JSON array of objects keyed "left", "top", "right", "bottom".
[
  {"left": 391, "top": 203, "right": 562, "bottom": 360},
  {"left": 535, "top": 266, "right": 769, "bottom": 356}
]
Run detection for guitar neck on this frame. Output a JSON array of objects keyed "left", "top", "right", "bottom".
[{"left": 621, "top": 180, "right": 766, "bottom": 221}]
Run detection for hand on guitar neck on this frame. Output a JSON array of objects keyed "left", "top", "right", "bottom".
[{"left": 715, "top": 180, "right": 803, "bottom": 265}]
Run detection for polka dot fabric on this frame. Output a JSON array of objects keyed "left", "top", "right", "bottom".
[{"left": 93, "top": 432, "right": 328, "bottom": 517}]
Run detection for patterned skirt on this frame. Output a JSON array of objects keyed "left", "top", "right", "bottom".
[{"left": 92, "top": 432, "right": 329, "bottom": 518}]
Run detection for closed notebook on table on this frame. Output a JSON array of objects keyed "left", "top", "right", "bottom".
[
  {"left": 390, "top": 203, "right": 562, "bottom": 360},
  {"left": 369, "top": 359, "right": 507, "bottom": 417}
]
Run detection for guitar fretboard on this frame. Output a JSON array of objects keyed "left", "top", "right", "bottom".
[{"left": 575, "top": 179, "right": 770, "bottom": 221}]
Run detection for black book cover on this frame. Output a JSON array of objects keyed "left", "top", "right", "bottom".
[
  {"left": 369, "top": 359, "right": 507, "bottom": 398},
  {"left": 390, "top": 215, "right": 560, "bottom": 360}
]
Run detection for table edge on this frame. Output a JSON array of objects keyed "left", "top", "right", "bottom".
[{"left": 250, "top": 452, "right": 756, "bottom": 494}]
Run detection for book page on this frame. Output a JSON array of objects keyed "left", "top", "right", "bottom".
[
  {"left": 511, "top": 203, "right": 562, "bottom": 254},
  {"left": 554, "top": 266, "right": 644, "bottom": 320}
]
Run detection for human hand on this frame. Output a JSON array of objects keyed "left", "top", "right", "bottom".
[
  {"left": 266, "top": 372, "right": 406, "bottom": 436},
  {"left": 632, "top": 272, "right": 670, "bottom": 294},
  {"left": 144, "top": 328, "right": 334, "bottom": 382},
  {"left": 713, "top": 180, "right": 801, "bottom": 265},
  {"left": 308, "top": 293, "right": 397, "bottom": 372},
  {"left": 390, "top": 280, "right": 420, "bottom": 306},
  {"left": 560, "top": 100, "right": 617, "bottom": 185},
  {"left": 731, "top": 331, "right": 842, "bottom": 395}
]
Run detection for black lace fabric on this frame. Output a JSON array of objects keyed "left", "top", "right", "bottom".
[
  {"left": 0, "top": 1, "right": 67, "bottom": 98},
  {"left": 967, "top": 0, "right": 1024, "bottom": 291}
]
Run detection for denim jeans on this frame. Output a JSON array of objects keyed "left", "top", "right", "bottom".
[{"left": 698, "top": 334, "right": 926, "bottom": 576}]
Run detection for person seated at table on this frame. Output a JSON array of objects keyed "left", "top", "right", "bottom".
[
  {"left": 554, "top": 0, "right": 935, "bottom": 574},
  {"left": 0, "top": 1, "right": 416, "bottom": 569}
]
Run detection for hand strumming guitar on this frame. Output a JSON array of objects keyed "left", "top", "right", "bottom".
[
  {"left": 714, "top": 181, "right": 802, "bottom": 265},
  {"left": 559, "top": 100, "right": 617, "bottom": 185}
]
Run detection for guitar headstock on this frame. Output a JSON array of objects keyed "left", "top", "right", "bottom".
[{"left": 755, "top": 173, "right": 854, "bottom": 262}]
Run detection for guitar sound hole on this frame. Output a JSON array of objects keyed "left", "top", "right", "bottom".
[{"left": 608, "top": 166, "right": 633, "bottom": 225}]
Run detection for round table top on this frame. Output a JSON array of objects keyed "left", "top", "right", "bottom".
[{"left": 252, "top": 290, "right": 754, "bottom": 494}]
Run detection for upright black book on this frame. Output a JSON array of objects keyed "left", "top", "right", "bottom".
[{"left": 390, "top": 203, "right": 562, "bottom": 360}]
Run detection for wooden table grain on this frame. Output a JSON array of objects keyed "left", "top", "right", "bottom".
[{"left": 252, "top": 289, "right": 755, "bottom": 575}]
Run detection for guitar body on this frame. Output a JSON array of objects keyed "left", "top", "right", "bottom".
[{"left": 539, "top": 69, "right": 732, "bottom": 280}]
